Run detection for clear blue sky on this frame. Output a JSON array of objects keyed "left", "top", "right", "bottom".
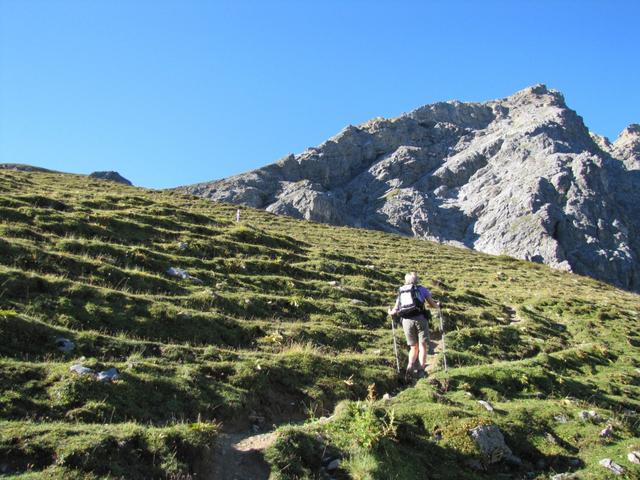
[{"left": 1, "top": 1, "right": 638, "bottom": 188}]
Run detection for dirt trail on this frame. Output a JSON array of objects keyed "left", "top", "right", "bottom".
[
  {"left": 205, "top": 326, "right": 445, "bottom": 479},
  {"left": 206, "top": 429, "right": 276, "bottom": 480}
]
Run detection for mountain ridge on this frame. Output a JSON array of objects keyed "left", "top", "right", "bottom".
[{"left": 177, "top": 85, "right": 640, "bottom": 292}]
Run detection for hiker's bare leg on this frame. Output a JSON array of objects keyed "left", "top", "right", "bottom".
[
  {"left": 407, "top": 344, "right": 419, "bottom": 370},
  {"left": 418, "top": 340, "right": 428, "bottom": 370}
]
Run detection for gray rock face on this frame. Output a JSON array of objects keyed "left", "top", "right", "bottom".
[
  {"left": 177, "top": 85, "right": 640, "bottom": 291},
  {"left": 89, "top": 171, "right": 132, "bottom": 185}
]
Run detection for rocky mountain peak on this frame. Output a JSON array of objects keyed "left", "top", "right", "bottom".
[{"left": 177, "top": 85, "right": 639, "bottom": 292}]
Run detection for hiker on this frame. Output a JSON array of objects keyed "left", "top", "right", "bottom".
[{"left": 388, "top": 272, "right": 439, "bottom": 380}]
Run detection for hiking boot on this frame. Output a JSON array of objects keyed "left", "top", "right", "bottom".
[
  {"left": 415, "top": 369, "right": 426, "bottom": 380},
  {"left": 404, "top": 369, "right": 413, "bottom": 382}
]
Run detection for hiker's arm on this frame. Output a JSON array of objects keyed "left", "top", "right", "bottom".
[
  {"left": 426, "top": 296, "right": 440, "bottom": 309},
  {"left": 388, "top": 296, "right": 400, "bottom": 316}
]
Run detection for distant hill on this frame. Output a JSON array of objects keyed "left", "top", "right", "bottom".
[
  {"left": 0, "top": 163, "right": 56, "bottom": 173},
  {"left": 1, "top": 170, "right": 638, "bottom": 479},
  {"left": 177, "top": 85, "right": 640, "bottom": 293}
]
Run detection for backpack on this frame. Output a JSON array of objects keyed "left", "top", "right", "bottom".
[{"left": 397, "top": 284, "right": 426, "bottom": 317}]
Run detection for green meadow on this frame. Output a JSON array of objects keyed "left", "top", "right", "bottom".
[{"left": 0, "top": 170, "right": 638, "bottom": 479}]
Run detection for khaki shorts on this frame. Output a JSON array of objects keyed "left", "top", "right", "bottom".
[{"left": 402, "top": 315, "right": 429, "bottom": 346}]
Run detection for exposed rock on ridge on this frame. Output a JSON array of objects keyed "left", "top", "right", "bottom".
[
  {"left": 89, "top": 171, "right": 133, "bottom": 186},
  {"left": 177, "top": 85, "right": 640, "bottom": 291}
]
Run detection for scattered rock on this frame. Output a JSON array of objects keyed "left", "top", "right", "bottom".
[
  {"left": 89, "top": 171, "right": 132, "bottom": 185},
  {"left": 382, "top": 393, "right": 391, "bottom": 401},
  {"left": 469, "top": 424, "right": 512, "bottom": 464},
  {"left": 553, "top": 414, "right": 568, "bottom": 423},
  {"left": 177, "top": 242, "right": 189, "bottom": 251},
  {"left": 578, "top": 410, "right": 600, "bottom": 422},
  {"left": 627, "top": 451, "right": 640, "bottom": 464},
  {"left": 326, "top": 459, "right": 340, "bottom": 471},
  {"left": 598, "top": 458, "right": 624, "bottom": 475},
  {"left": 166, "top": 266, "right": 203, "bottom": 284},
  {"left": 550, "top": 473, "right": 578, "bottom": 480},
  {"left": 545, "top": 432, "right": 557, "bottom": 444},
  {"left": 478, "top": 400, "right": 494, "bottom": 412},
  {"left": 55, "top": 337, "right": 75, "bottom": 353},
  {"left": 327, "top": 280, "right": 339, "bottom": 286},
  {"left": 69, "top": 364, "right": 94, "bottom": 376},
  {"left": 349, "top": 298, "right": 367, "bottom": 306},
  {"left": 97, "top": 367, "right": 119, "bottom": 382},
  {"left": 599, "top": 424, "right": 613, "bottom": 438},
  {"left": 365, "top": 264, "right": 375, "bottom": 269}
]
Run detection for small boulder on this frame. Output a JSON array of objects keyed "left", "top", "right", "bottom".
[
  {"left": 55, "top": 337, "right": 75, "bottom": 353},
  {"left": 554, "top": 414, "right": 568, "bottom": 423},
  {"left": 599, "top": 424, "right": 613, "bottom": 438},
  {"left": 166, "top": 266, "right": 203, "bottom": 284},
  {"left": 550, "top": 473, "right": 578, "bottom": 480},
  {"left": 478, "top": 400, "right": 494, "bottom": 412},
  {"left": 97, "top": 367, "right": 119, "bottom": 382},
  {"left": 326, "top": 459, "right": 340, "bottom": 471},
  {"left": 70, "top": 364, "right": 94, "bottom": 376},
  {"left": 598, "top": 458, "right": 624, "bottom": 475},
  {"left": 578, "top": 410, "right": 600, "bottom": 422},
  {"left": 469, "top": 424, "right": 512, "bottom": 464},
  {"left": 628, "top": 451, "right": 640, "bottom": 464},
  {"left": 349, "top": 299, "right": 367, "bottom": 306}
]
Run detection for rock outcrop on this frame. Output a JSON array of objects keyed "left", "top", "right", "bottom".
[
  {"left": 89, "top": 171, "right": 132, "bottom": 186},
  {"left": 177, "top": 85, "right": 640, "bottom": 291}
]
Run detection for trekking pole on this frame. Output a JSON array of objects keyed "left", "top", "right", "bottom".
[
  {"left": 390, "top": 315, "right": 401, "bottom": 374},
  {"left": 437, "top": 305, "right": 448, "bottom": 372}
]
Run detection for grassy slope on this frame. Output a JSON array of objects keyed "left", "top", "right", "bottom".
[{"left": 0, "top": 170, "right": 638, "bottom": 479}]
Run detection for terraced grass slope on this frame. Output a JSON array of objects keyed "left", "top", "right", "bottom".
[{"left": 0, "top": 169, "right": 638, "bottom": 479}]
